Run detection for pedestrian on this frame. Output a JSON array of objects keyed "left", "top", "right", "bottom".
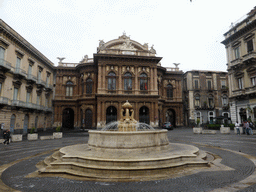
[
  {"left": 249, "top": 121, "right": 254, "bottom": 135},
  {"left": 245, "top": 121, "right": 251, "bottom": 135},
  {"left": 3, "top": 129, "right": 10, "bottom": 145},
  {"left": 242, "top": 120, "right": 246, "bottom": 134},
  {"left": 235, "top": 121, "right": 240, "bottom": 135}
]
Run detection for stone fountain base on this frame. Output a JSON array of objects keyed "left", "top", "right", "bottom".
[{"left": 38, "top": 130, "right": 210, "bottom": 181}]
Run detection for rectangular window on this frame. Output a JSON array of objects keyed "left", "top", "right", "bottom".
[
  {"left": 45, "top": 97, "right": 48, "bottom": 108},
  {"left": 238, "top": 78, "right": 243, "bottom": 89},
  {"left": 247, "top": 39, "right": 254, "bottom": 53},
  {"left": 0, "top": 83, "right": 2, "bottom": 96},
  {"left": 251, "top": 77, "right": 256, "bottom": 86},
  {"left": 221, "top": 80, "right": 226, "bottom": 89},
  {"left": 38, "top": 70, "right": 41, "bottom": 81},
  {"left": 0, "top": 47, "right": 5, "bottom": 60},
  {"left": 195, "top": 96, "right": 200, "bottom": 107},
  {"left": 223, "top": 97, "right": 228, "bottom": 106},
  {"left": 13, "top": 88, "right": 18, "bottom": 100},
  {"left": 234, "top": 47, "right": 240, "bottom": 59},
  {"left": 208, "top": 98, "right": 214, "bottom": 107},
  {"left": 207, "top": 81, "right": 211, "bottom": 90},
  {"left": 37, "top": 95, "right": 40, "bottom": 105},
  {"left": 28, "top": 65, "right": 32, "bottom": 75},
  {"left": 16, "top": 57, "right": 21, "bottom": 73},
  {"left": 26, "top": 92, "right": 31, "bottom": 103},
  {"left": 194, "top": 80, "right": 199, "bottom": 89}
]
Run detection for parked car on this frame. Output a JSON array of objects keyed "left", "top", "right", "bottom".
[{"left": 163, "top": 122, "right": 173, "bottom": 130}]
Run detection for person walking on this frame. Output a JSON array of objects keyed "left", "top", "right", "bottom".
[
  {"left": 245, "top": 121, "right": 251, "bottom": 135},
  {"left": 235, "top": 121, "right": 240, "bottom": 135},
  {"left": 3, "top": 129, "right": 10, "bottom": 145}
]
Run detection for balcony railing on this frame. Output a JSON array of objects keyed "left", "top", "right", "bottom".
[
  {"left": 0, "top": 59, "right": 12, "bottom": 70},
  {"left": 11, "top": 100, "right": 26, "bottom": 107},
  {"left": 13, "top": 67, "right": 27, "bottom": 77},
  {"left": 37, "top": 79, "right": 46, "bottom": 87},
  {"left": 0, "top": 96, "right": 9, "bottom": 105},
  {"left": 27, "top": 73, "right": 38, "bottom": 82},
  {"left": 230, "top": 58, "right": 243, "bottom": 66},
  {"left": 243, "top": 52, "right": 256, "bottom": 62},
  {"left": 45, "top": 83, "right": 53, "bottom": 90},
  {"left": 232, "top": 89, "right": 245, "bottom": 97}
]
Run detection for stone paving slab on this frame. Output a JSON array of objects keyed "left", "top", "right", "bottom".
[{"left": 1, "top": 128, "right": 256, "bottom": 192}]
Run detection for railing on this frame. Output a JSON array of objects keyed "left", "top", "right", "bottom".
[
  {"left": 37, "top": 79, "right": 46, "bottom": 87},
  {"left": 232, "top": 89, "right": 245, "bottom": 97},
  {"left": 27, "top": 74, "right": 38, "bottom": 82},
  {"left": 243, "top": 52, "right": 256, "bottom": 62},
  {"left": 0, "top": 59, "right": 12, "bottom": 70},
  {"left": 166, "top": 67, "right": 180, "bottom": 72},
  {"left": 230, "top": 58, "right": 242, "bottom": 66},
  {"left": 13, "top": 67, "right": 27, "bottom": 77},
  {"left": 11, "top": 100, "right": 26, "bottom": 107},
  {"left": 0, "top": 96, "right": 9, "bottom": 105}
]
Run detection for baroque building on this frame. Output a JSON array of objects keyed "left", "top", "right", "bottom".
[
  {"left": 183, "top": 70, "right": 229, "bottom": 126},
  {"left": 0, "top": 19, "right": 55, "bottom": 134},
  {"left": 222, "top": 6, "right": 256, "bottom": 124},
  {"left": 53, "top": 33, "right": 184, "bottom": 129}
]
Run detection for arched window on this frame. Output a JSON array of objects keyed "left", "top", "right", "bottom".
[
  {"left": 108, "top": 72, "right": 116, "bottom": 90},
  {"left": 167, "top": 84, "right": 173, "bottom": 99},
  {"left": 208, "top": 111, "right": 214, "bottom": 124},
  {"left": 195, "top": 94, "right": 200, "bottom": 107},
  {"left": 66, "top": 81, "right": 73, "bottom": 96},
  {"left": 124, "top": 72, "right": 132, "bottom": 90},
  {"left": 86, "top": 78, "right": 93, "bottom": 94},
  {"left": 140, "top": 73, "right": 148, "bottom": 90}
]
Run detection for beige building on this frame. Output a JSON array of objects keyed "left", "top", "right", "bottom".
[
  {"left": 0, "top": 19, "right": 55, "bottom": 134},
  {"left": 183, "top": 70, "right": 229, "bottom": 126},
  {"left": 222, "top": 6, "right": 256, "bottom": 124}
]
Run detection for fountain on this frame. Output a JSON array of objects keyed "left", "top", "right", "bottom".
[{"left": 37, "top": 101, "right": 209, "bottom": 181}]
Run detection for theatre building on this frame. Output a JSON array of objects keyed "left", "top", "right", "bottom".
[{"left": 53, "top": 33, "right": 183, "bottom": 129}]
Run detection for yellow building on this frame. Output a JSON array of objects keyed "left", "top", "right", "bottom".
[
  {"left": 0, "top": 19, "right": 55, "bottom": 134},
  {"left": 222, "top": 6, "right": 256, "bottom": 123}
]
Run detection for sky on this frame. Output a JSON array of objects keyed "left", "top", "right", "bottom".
[{"left": 0, "top": 0, "right": 256, "bottom": 72}]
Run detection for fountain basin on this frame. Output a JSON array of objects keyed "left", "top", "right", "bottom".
[{"left": 88, "top": 129, "right": 169, "bottom": 149}]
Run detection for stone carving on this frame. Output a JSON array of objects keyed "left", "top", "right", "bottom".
[
  {"left": 120, "top": 38, "right": 135, "bottom": 50},
  {"left": 98, "top": 40, "right": 106, "bottom": 51},
  {"left": 57, "top": 57, "right": 65, "bottom": 65},
  {"left": 118, "top": 101, "right": 137, "bottom": 131},
  {"left": 150, "top": 45, "right": 156, "bottom": 54}
]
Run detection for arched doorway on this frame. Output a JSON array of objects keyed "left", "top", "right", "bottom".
[
  {"left": 85, "top": 109, "right": 93, "bottom": 129},
  {"left": 166, "top": 109, "right": 176, "bottom": 127},
  {"left": 106, "top": 106, "right": 117, "bottom": 124},
  {"left": 23, "top": 114, "right": 29, "bottom": 134},
  {"left": 62, "top": 108, "right": 74, "bottom": 129},
  {"left": 10, "top": 114, "right": 16, "bottom": 133},
  {"left": 139, "top": 106, "right": 149, "bottom": 124}
]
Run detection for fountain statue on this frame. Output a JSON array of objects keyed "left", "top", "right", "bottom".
[{"left": 36, "top": 101, "right": 210, "bottom": 181}]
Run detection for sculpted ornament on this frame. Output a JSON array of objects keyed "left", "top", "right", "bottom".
[{"left": 98, "top": 40, "right": 106, "bottom": 51}]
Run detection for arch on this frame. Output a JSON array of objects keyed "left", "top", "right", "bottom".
[
  {"left": 108, "top": 71, "right": 116, "bottom": 90},
  {"left": 106, "top": 106, "right": 117, "bottom": 124},
  {"left": 124, "top": 72, "right": 132, "bottom": 90},
  {"left": 10, "top": 114, "right": 16, "bottom": 133},
  {"left": 23, "top": 114, "right": 29, "bottom": 134},
  {"left": 62, "top": 108, "right": 74, "bottom": 129},
  {"left": 166, "top": 109, "right": 176, "bottom": 127},
  {"left": 85, "top": 109, "right": 93, "bottom": 129},
  {"left": 139, "top": 106, "right": 149, "bottom": 124}
]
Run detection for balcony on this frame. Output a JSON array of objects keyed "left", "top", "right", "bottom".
[
  {"left": 11, "top": 100, "right": 26, "bottom": 108},
  {"left": 13, "top": 67, "right": 27, "bottom": 79},
  {"left": 27, "top": 73, "right": 37, "bottom": 83},
  {"left": 36, "top": 79, "right": 46, "bottom": 88},
  {"left": 243, "top": 52, "right": 256, "bottom": 63},
  {"left": 0, "top": 96, "right": 9, "bottom": 105},
  {"left": 230, "top": 58, "right": 242, "bottom": 67},
  {"left": 0, "top": 59, "right": 12, "bottom": 72},
  {"left": 45, "top": 83, "right": 53, "bottom": 91},
  {"left": 232, "top": 89, "right": 245, "bottom": 98}
]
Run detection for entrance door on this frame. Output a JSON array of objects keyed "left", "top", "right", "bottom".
[
  {"left": 10, "top": 114, "right": 16, "bottom": 133},
  {"left": 239, "top": 108, "right": 247, "bottom": 122},
  {"left": 106, "top": 106, "right": 117, "bottom": 124},
  {"left": 23, "top": 114, "right": 29, "bottom": 134},
  {"left": 139, "top": 106, "right": 149, "bottom": 124},
  {"left": 85, "top": 109, "right": 92, "bottom": 129},
  {"left": 62, "top": 108, "right": 74, "bottom": 129}
]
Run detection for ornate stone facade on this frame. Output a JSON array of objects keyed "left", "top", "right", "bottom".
[{"left": 53, "top": 33, "right": 184, "bottom": 129}]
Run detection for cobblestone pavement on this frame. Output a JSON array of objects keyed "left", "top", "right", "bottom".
[{"left": 1, "top": 128, "right": 256, "bottom": 192}]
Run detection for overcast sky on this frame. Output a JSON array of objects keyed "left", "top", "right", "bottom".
[{"left": 0, "top": 0, "right": 256, "bottom": 72}]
